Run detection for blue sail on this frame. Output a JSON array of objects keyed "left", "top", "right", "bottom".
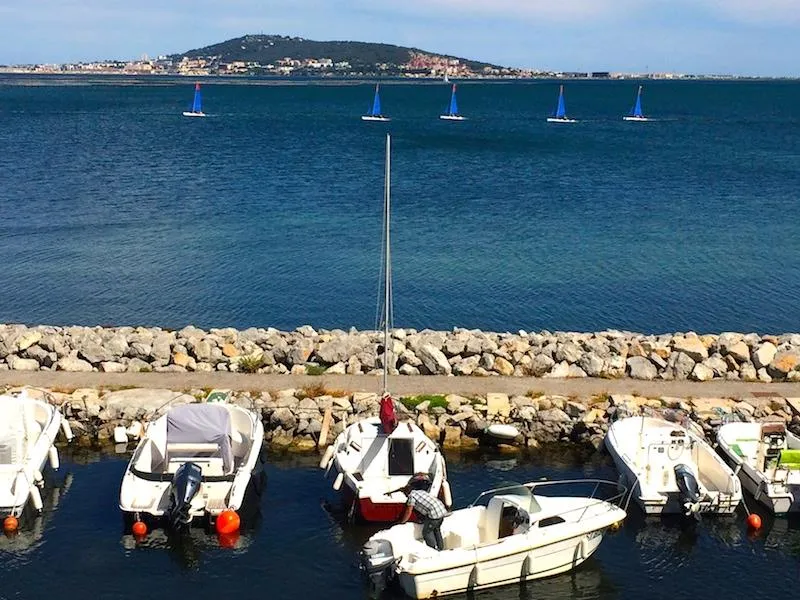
[
  {"left": 631, "top": 86, "right": 643, "bottom": 117},
  {"left": 371, "top": 85, "right": 382, "bottom": 116},
  {"left": 448, "top": 84, "right": 458, "bottom": 115},
  {"left": 191, "top": 83, "right": 202, "bottom": 113},
  {"left": 555, "top": 86, "right": 566, "bottom": 118}
]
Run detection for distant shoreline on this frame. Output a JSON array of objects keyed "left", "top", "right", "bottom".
[{"left": 1, "top": 71, "right": 797, "bottom": 86}]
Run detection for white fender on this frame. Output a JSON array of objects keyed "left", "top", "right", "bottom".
[
  {"left": 30, "top": 483, "right": 43, "bottom": 512},
  {"left": 319, "top": 446, "right": 334, "bottom": 470},
  {"left": 113, "top": 426, "right": 129, "bottom": 444},
  {"left": 441, "top": 480, "right": 453, "bottom": 508},
  {"left": 333, "top": 472, "right": 344, "bottom": 491},
  {"left": 49, "top": 446, "right": 60, "bottom": 471},
  {"left": 580, "top": 536, "right": 589, "bottom": 560},
  {"left": 34, "top": 470, "right": 44, "bottom": 486},
  {"left": 61, "top": 419, "right": 74, "bottom": 442}
]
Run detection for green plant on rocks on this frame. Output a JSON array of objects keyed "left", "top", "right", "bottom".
[
  {"left": 305, "top": 364, "right": 327, "bottom": 376},
  {"left": 238, "top": 354, "right": 266, "bottom": 374},
  {"left": 400, "top": 394, "right": 448, "bottom": 410}
]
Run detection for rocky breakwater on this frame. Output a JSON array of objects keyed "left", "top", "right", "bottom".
[
  {"left": 12, "top": 386, "right": 800, "bottom": 453},
  {"left": 2, "top": 324, "right": 800, "bottom": 382}
]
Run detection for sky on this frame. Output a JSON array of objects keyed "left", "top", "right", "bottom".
[{"left": 0, "top": 0, "right": 799, "bottom": 76}]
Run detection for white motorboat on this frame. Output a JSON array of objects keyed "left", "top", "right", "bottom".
[
  {"left": 0, "top": 390, "right": 73, "bottom": 520},
  {"left": 320, "top": 134, "right": 451, "bottom": 523},
  {"left": 717, "top": 421, "right": 800, "bottom": 514},
  {"left": 606, "top": 416, "right": 741, "bottom": 515},
  {"left": 360, "top": 480, "right": 626, "bottom": 598},
  {"left": 119, "top": 391, "right": 264, "bottom": 530}
]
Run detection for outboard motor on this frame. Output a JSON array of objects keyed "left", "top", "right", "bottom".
[
  {"left": 360, "top": 539, "right": 396, "bottom": 597},
  {"left": 167, "top": 462, "right": 203, "bottom": 528},
  {"left": 674, "top": 463, "right": 702, "bottom": 516}
]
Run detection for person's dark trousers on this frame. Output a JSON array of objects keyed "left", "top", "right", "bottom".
[{"left": 422, "top": 517, "right": 444, "bottom": 550}]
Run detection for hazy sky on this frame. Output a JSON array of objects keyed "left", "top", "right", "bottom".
[{"left": 1, "top": 0, "right": 798, "bottom": 75}]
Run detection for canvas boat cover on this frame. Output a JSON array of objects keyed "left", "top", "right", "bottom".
[{"left": 166, "top": 404, "right": 233, "bottom": 473}]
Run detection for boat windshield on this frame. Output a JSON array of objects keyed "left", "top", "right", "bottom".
[{"left": 471, "top": 482, "right": 541, "bottom": 514}]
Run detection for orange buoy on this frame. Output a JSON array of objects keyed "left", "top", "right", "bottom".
[
  {"left": 3, "top": 515, "right": 19, "bottom": 533},
  {"left": 215, "top": 509, "right": 240, "bottom": 535},
  {"left": 747, "top": 514, "right": 762, "bottom": 531},
  {"left": 218, "top": 531, "right": 240, "bottom": 549},
  {"left": 132, "top": 520, "right": 148, "bottom": 537}
]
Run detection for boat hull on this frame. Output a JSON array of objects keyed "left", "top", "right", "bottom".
[
  {"left": 398, "top": 531, "right": 604, "bottom": 599},
  {"left": 439, "top": 115, "right": 466, "bottom": 121},
  {"left": 361, "top": 115, "right": 391, "bottom": 122},
  {"left": 623, "top": 116, "right": 650, "bottom": 122},
  {"left": 547, "top": 117, "right": 577, "bottom": 123},
  {"left": 182, "top": 111, "right": 206, "bottom": 118}
]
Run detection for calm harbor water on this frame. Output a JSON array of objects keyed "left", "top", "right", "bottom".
[
  {"left": 2, "top": 446, "right": 799, "bottom": 600},
  {"left": 1, "top": 77, "right": 799, "bottom": 334}
]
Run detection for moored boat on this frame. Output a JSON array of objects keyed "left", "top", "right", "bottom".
[
  {"left": 717, "top": 421, "right": 800, "bottom": 514},
  {"left": 1, "top": 390, "right": 73, "bottom": 524},
  {"left": 320, "top": 134, "right": 451, "bottom": 523},
  {"left": 546, "top": 85, "right": 577, "bottom": 123},
  {"left": 362, "top": 84, "right": 391, "bottom": 122},
  {"left": 605, "top": 416, "right": 741, "bottom": 515},
  {"left": 119, "top": 390, "right": 264, "bottom": 531},
  {"left": 360, "top": 479, "right": 626, "bottom": 598}
]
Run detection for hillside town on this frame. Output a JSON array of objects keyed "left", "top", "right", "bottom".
[{"left": 0, "top": 52, "right": 693, "bottom": 80}]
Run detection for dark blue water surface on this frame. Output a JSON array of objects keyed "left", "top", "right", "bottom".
[
  {"left": 1, "top": 77, "right": 799, "bottom": 333},
  {"left": 2, "top": 447, "right": 799, "bottom": 600}
]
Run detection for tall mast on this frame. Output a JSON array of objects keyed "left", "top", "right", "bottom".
[{"left": 383, "top": 134, "right": 392, "bottom": 396}]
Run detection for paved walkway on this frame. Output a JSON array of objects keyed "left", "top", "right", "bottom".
[{"left": 1, "top": 372, "right": 799, "bottom": 399}]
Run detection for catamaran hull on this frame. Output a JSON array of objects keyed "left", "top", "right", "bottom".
[
  {"left": 397, "top": 531, "right": 605, "bottom": 599},
  {"left": 439, "top": 115, "right": 466, "bottom": 121},
  {"left": 623, "top": 116, "right": 650, "bottom": 122},
  {"left": 362, "top": 115, "right": 391, "bottom": 122},
  {"left": 182, "top": 111, "right": 207, "bottom": 118},
  {"left": 547, "top": 117, "right": 577, "bottom": 123}
]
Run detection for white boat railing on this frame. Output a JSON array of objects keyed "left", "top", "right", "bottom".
[{"left": 469, "top": 479, "right": 627, "bottom": 525}]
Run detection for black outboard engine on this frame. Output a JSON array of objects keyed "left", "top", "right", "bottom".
[
  {"left": 167, "top": 462, "right": 203, "bottom": 528},
  {"left": 674, "top": 463, "right": 701, "bottom": 516},
  {"left": 360, "top": 539, "right": 396, "bottom": 597}
]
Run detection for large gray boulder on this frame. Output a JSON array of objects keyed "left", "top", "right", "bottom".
[
  {"left": 627, "top": 356, "right": 657, "bottom": 380},
  {"left": 417, "top": 344, "right": 452, "bottom": 375},
  {"left": 55, "top": 356, "right": 93, "bottom": 372}
]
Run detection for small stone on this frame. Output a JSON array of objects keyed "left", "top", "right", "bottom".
[
  {"left": 726, "top": 341, "right": 750, "bottom": 363},
  {"left": 222, "top": 343, "right": 239, "bottom": 358},
  {"left": 15, "top": 330, "right": 42, "bottom": 352},
  {"left": 172, "top": 352, "right": 191, "bottom": 368},
  {"left": 493, "top": 356, "right": 514, "bottom": 376},
  {"left": 8, "top": 356, "right": 40, "bottom": 371},
  {"left": 691, "top": 363, "right": 714, "bottom": 381},
  {"left": 100, "top": 361, "right": 127, "bottom": 373},
  {"left": 442, "top": 425, "right": 462, "bottom": 448},
  {"left": 417, "top": 344, "right": 452, "bottom": 375},
  {"left": 55, "top": 356, "right": 93, "bottom": 372}
]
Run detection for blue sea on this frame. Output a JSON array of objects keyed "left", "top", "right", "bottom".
[
  {"left": 1, "top": 76, "right": 799, "bottom": 334},
  {"left": 3, "top": 448, "right": 800, "bottom": 600}
]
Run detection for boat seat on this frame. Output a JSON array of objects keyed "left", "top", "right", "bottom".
[{"left": 779, "top": 449, "right": 800, "bottom": 470}]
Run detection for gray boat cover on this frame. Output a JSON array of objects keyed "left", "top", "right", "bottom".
[{"left": 166, "top": 404, "right": 233, "bottom": 473}]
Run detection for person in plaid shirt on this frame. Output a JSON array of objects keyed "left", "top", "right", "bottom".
[{"left": 398, "top": 477, "right": 447, "bottom": 550}]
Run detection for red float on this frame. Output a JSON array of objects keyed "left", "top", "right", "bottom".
[
  {"left": 747, "top": 514, "right": 762, "bottom": 531},
  {"left": 3, "top": 515, "right": 19, "bottom": 533},
  {"left": 216, "top": 509, "right": 240, "bottom": 535},
  {"left": 132, "top": 520, "right": 148, "bottom": 537}
]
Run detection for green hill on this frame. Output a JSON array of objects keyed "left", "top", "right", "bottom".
[{"left": 173, "top": 34, "right": 500, "bottom": 71}]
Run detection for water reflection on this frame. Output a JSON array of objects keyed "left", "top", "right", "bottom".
[{"left": 0, "top": 472, "right": 73, "bottom": 556}]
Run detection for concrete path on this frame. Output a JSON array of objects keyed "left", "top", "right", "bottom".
[{"left": 1, "top": 372, "right": 799, "bottom": 399}]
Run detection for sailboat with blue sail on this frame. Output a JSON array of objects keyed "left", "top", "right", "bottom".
[
  {"left": 623, "top": 85, "right": 650, "bottom": 121},
  {"left": 440, "top": 84, "right": 466, "bottom": 121},
  {"left": 362, "top": 83, "right": 391, "bottom": 122},
  {"left": 547, "top": 85, "right": 577, "bottom": 123},
  {"left": 182, "top": 83, "right": 206, "bottom": 118}
]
